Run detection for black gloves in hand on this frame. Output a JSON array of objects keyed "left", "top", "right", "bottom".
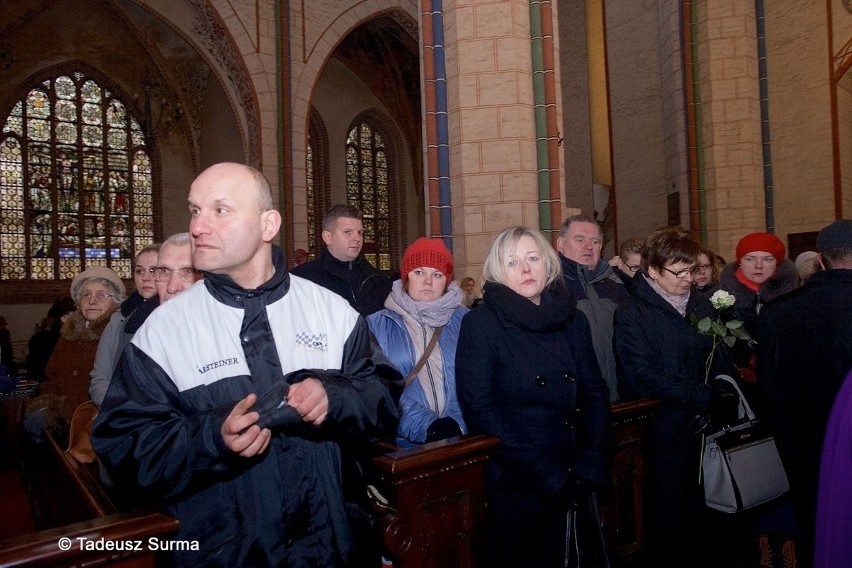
[
  {"left": 425, "top": 416, "right": 463, "bottom": 443},
  {"left": 252, "top": 380, "right": 301, "bottom": 429},
  {"left": 709, "top": 378, "right": 740, "bottom": 428}
]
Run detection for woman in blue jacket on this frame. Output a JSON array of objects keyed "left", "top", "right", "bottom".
[{"left": 368, "top": 237, "right": 468, "bottom": 446}]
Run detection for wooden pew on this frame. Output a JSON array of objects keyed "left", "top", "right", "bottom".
[
  {"left": 0, "top": 430, "right": 179, "bottom": 567},
  {"left": 368, "top": 399, "right": 659, "bottom": 568}
]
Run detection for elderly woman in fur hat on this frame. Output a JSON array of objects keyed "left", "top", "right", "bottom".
[{"left": 43, "top": 266, "right": 126, "bottom": 416}]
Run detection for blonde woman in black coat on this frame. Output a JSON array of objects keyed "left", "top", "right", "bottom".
[{"left": 456, "top": 226, "right": 611, "bottom": 567}]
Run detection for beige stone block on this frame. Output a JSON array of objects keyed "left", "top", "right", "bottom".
[
  {"left": 496, "top": 37, "right": 531, "bottom": 72},
  {"left": 498, "top": 106, "right": 534, "bottom": 138},
  {"left": 502, "top": 171, "right": 538, "bottom": 202},
  {"left": 481, "top": 139, "right": 522, "bottom": 172},
  {"left": 453, "top": 6, "right": 476, "bottom": 40},
  {"left": 460, "top": 173, "right": 504, "bottom": 203},
  {"left": 721, "top": 98, "right": 753, "bottom": 125},
  {"left": 479, "top": 72, "right": 520, "bottom": 106},
  {"left": 457, "top": 39, "right": 497, "bottom": 74},
  {"left": 483, "top": 203, "right": 524, "bottom": 232},
  {"left": 456, "top": 74, "right": 479, "bottom": 108},
  {"left": 457, "top": 141, "right": 484, "bottom": 174},
  {"left": 474, "top": 3, "right": 515, "bottom": 37},
  {"left": 465, "top": 232, "right": 497, "bottom": 268},
  {"left": 461, "top": 107, "right": 501, "bottom": 140},
  {"left": 518, "top": 137, "right": 538, "bottom": 171}
]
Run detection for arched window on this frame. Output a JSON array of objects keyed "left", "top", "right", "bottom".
[
  {"left": 345, "top": 117, "right": 396, "bottom": 271},
  {"left": 0, "top": 70, "right": 155, "bottom": 290}
]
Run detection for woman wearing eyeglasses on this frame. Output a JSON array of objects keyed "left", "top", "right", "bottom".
[
  {"left": 693, "top": 246, "right": 723, "bottom": 295},
  {"left": 89, "top": 244, "right": 160, "bottom": 407},
  {"left": 43, "top": 266, "right": 126, "bottom": 418},
  {"left": 613, "top": 227, "right": 740, "bottom": 567}
]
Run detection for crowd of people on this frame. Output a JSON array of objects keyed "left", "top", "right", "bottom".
[{"left": 10, "top": 161, "right": 850, "bottom": 568}]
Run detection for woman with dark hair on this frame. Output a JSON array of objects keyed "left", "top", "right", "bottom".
[
  {"left": 456, "top": 226, "right": 610, "bottom": 567},
  {"left": 614, "top": 227, "right": 739, "bottom": 566},
  {"left": 693, "top": 246, "right": 722, "bottom": 295}
]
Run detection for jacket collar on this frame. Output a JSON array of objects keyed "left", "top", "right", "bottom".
[{"left": 202, "top": 245, "right": 290, "bottom": 308}]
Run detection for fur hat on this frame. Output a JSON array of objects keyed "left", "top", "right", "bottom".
[
  {"left": 70, "top": 267, "right": 126, "bottom": 304},
  {"left": 401, "top": 238, "right": 454, "bottom": 282},
  {"left": 816, "top": 219, "right": 852, "bottom": 252},
  {"left": 736, "top": 232, "right": 786, "bottom": 265}
]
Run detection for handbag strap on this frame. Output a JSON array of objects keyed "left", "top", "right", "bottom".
[
  {"left": 404, "top": 326, "right": 444, "bottom": 386},
  {"left": 714, "top": 374, "right": 755, "bottom": 421}
]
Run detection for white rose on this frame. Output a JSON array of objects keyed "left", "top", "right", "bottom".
[{"left": 710, "top": 290, "right": 735, "bottom": 309}]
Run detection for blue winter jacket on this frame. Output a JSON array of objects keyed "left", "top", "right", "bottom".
[{"left": 367, "top": 306, "right": 468, "bottom": 446}]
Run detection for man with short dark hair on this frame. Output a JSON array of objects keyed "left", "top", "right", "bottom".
[
  {"left": 93, "top": 163, "right": 401, "bottom": 566},
  {"left": 292, "top": 204, "right": 392, "bottom": 316},
  {"left": 556, "top": 215, "right": 631, "bottom": 401},
  {"left": 757, "top": 218, "right": 852, "bottom": 567}
]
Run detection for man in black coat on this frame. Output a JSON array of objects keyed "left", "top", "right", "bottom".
[
  {"left": 757, "top": 219, "right": 852, "bottom": 566},
  {"left": 292, "top": 204, "right": 391, "bottom": 317},
  {"left": 556, "top": 215, "right": 631, "bottom": 401}
]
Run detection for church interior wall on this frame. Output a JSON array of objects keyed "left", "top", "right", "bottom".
[
  {"left": 606, "top": 0, "right": 671, "bottom": 246},
  {"left": 764, "top": 0, "right": 837, "bottom": 240}
]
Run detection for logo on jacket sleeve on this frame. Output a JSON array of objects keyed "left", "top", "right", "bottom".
[{"left": 295, "top": 332, "right": 328, "bottom": 352}]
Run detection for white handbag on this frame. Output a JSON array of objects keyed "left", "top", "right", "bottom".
[{"left": 702, "top": 375, "right": 790, "bottom": 513}]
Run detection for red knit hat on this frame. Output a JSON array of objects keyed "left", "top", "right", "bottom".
[
  {"left": 735, "top": 232, "right": 786, "bottom": 265},
  {"left": 401, "top": 238, "right": 454, "bottom": 282}
]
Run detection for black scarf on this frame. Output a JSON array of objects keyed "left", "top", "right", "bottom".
[{"left": 482, "top": 280, "right": 577, "bottom": 332}]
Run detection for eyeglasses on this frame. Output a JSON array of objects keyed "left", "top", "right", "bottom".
[
  {"left": 625, "top": 263, "right": 641, "bottom": 273},
  {"left": 133, "top": 267, "right": 155, "bottom": 277},
  {"left": 695, "top": 264, "right": 712, "bottom": 272},
  {"left": 152, "top": 266, "right": 200, "bottom": 283},
  {"left": 662, "top": 266, "right": 701, "bottom": 279},
  {"left": 81, "top": 290, "right": 114, "bottom": 303}
]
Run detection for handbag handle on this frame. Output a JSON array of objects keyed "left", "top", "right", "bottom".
[{"left": 714, "top": 374, "right": 755, "bottom": 422}]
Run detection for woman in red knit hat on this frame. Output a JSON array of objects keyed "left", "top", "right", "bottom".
[
  {"left": 718, "top": 231, "right": 800, "bottom": 567},
  {"left": 366, "top": 237, "right": 468, "bottom": 446}
]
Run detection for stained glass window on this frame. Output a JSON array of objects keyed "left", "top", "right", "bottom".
[
  {"left": 345, "top": 121, "right": 392, "bottom": 271},
  {"left": 306, "top": 143, "right": 316, "bottom": 260},
  {"left": 0, "top": 71, "right": 154, "bottom": 282}
]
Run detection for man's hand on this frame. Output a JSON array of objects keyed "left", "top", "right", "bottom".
[
  {"left": 287, "top": 377, "right": 328, "bottom": 426},
  {"left": 221, "top": 393, "right": 271, "bottom": 457}
]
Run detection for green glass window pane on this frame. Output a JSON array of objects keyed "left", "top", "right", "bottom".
[
  {"left": 81, "top": 80, "right": 102, "bottom": 104},
  {"left": 55, "top": 76, "right": 76, "bottom": 100},
  {"left": 108, "top": 101, "right": 126, "bottom": 128},
  {"left": 82, "top": 102, "right": 102, "bottom": 125},
  {"left": 55, "top": 99, "right": 76, "bottom": 123},
  {"left": 30, "top": 258, "right": 53, "bottom": 279},
  {"left": 112, "top": 259, "right": 131, "bottom": 279},
  {"left": 56, "top": 122, "right": 77, "bottom": 143},
  {"left": 2, "top": 102, "right": 23, "bottom": 135},
  {"left": 82, "top": 124, "right": 102, "bottom": 145},
  {"left": 27, "top": 90, "right": 51, "bottom": 118},
  {"left": 1, "top": 259, "right": 26, "bottom": 280},
  {"left": 28, "top": 119, "right": 50, "bottom": 142},
  {"left": 107, "top": 128, "right": 127, "bottom": 149},
  {"left": 59, "top": 258, "right": 80, "bottom": 280}
]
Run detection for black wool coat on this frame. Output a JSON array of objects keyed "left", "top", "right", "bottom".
[
  {"left": 613, "top": 274, "right": 736, "bottom": 560},
  {"left": 456, "top": 281, "right": 611, "bottom": 566},
  {"left": 757, "top": 268, "right": 852, "bottom": 554}
]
